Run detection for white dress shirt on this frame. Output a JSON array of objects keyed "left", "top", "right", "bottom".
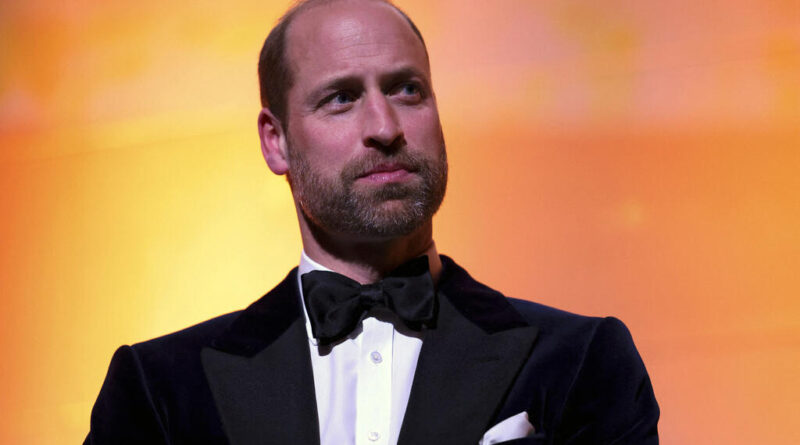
[{"left": 296, "top": 249, "right": 439, "bottom": 445}]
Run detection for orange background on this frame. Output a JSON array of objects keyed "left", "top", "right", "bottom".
[{"left": 1, "top": 1, "right": 798, "bottom": 443}]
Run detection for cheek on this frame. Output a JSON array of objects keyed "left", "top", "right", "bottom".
[
  {"left": 289, "top": 119, "right": 359, "bottom": 167},
  {"left": 402, "top": 108, "right": 443, "bottom": 146}
]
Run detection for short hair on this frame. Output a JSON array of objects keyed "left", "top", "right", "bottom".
[{"left": 257, "top": 0, "right": 428, "bottom": 126}]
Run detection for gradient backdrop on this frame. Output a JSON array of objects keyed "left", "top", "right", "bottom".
[{"left": 1, "top": 0, "right": 798, "bottom": 443}]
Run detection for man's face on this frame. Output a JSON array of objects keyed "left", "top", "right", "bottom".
[{"left": 281, "top": 0, "right": 447, "bottom": 240}]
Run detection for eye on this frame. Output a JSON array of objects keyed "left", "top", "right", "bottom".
[
  {"left": 331, "top": 91, "right": 354, "bottom": 105},
  {"left": 400, "top": 83, "right": 419, "bottom": 96},
  {"left": 392, "top": 82, "right": 423, "bottom": 103},
  {"left": 319, "top": 90, "right": 357, "bottom": 112}
]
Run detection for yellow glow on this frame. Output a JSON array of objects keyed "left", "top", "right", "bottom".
[{"left": 1, "top": 1, "right": 798, "bottom": 443}]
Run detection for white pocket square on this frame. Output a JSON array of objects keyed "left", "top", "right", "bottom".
[{"left": 478, "top": 411, "right": 535, "bottom": 445}]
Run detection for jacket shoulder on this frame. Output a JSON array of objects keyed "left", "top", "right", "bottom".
[
  {"left": 87, "top": 270, "right": 301, "bottom": 444},
  {"left": 131, "top": 311, "right": 242, "bottom": 363},
  {"left": 439, "top": 255, "right": 605, "bottom": 336},
  {"left": 87, "top": 312, "right": 242, "bottom": 445},
  {"left": 501, "top": 301, "right": 659, "bottom": 444},
  {"left": 507, "top": 297, "right": 603, "bottom": 328}
]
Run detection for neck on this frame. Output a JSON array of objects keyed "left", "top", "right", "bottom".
[{"left": 298, "top": 216, "right": 440, "bottom": 284}]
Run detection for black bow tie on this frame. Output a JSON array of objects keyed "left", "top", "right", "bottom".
[{"left": 301, "top": 256, "right": 437, "bottom": 345}]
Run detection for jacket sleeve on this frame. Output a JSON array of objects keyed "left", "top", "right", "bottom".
[
  {"left": 555, "top": 317, "right": 660, "bottom": 445},
  {"left": 84, "top": 345, "right": 170, "bottom": 445}
]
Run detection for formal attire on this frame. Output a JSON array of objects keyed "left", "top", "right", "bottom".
[
  {"left": 296, "top": 251, "right": 426, "bottom": 445},
  {"left": 85, "top": 255, "right": 659, "bottom": 445}
]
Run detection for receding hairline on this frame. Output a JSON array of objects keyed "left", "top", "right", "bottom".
[
  {"left": 283, "top": 0, "right": 428, "bottom": 74},
  {"left": 258, "top": 0, "right": 429, "bottom": 122}
]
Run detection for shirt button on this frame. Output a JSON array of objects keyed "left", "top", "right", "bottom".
[
  {"left": 368, "top": 431, "right": 380, "bottom": 441},
  {"left": 370, "top": 351, "right": 383, "bottom": 364}
]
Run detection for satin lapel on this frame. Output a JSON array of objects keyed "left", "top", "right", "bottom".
[
  {"left": 397, "top": 267, "right": 539, "bottom": 445},
  {"left": 201, "top": 269, "right": 320, "bottom": 445}
]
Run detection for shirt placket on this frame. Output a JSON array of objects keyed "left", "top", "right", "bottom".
[{"left": 355, "top": 316, "right": 393, "bottom": 445}]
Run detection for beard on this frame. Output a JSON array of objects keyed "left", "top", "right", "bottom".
[{"left": 286, "top": 140, "right": 448, "bottom": 240}]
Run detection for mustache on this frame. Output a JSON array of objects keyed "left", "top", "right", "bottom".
[{"left": 340, "top": 151, "right": 425, "bottom": 181}]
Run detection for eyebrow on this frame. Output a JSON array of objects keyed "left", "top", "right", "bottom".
[{"left": 380, "top": 67, "right": 429, "bottom": 90}]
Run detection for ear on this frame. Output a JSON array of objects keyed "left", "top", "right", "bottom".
[{"left": 258, "top": 108, "right": 289, "bottom": 175}]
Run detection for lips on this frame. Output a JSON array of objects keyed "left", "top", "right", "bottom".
[{"left": 357, "top": 162, "right": 415, "bottom": 183}]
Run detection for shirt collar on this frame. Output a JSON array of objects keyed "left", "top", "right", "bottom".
[{"left": 297, "top": 250, "right": 331, "bottom": 344}]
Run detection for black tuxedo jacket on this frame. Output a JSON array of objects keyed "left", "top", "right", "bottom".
[{"left": 85, "top": 256, "right": 659, "bottom": 445}]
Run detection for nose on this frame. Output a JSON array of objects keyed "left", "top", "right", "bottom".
[{"left": 362, "top": 93, "right": 403, "bottom": 151}]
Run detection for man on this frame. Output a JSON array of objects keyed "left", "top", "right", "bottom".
[{"left": 85, "top": 0, "right": 659, "bottom": 444}]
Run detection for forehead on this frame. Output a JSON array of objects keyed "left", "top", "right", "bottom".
[{"left": 285, "top": 1, "right": 429, "bottom": 85}]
